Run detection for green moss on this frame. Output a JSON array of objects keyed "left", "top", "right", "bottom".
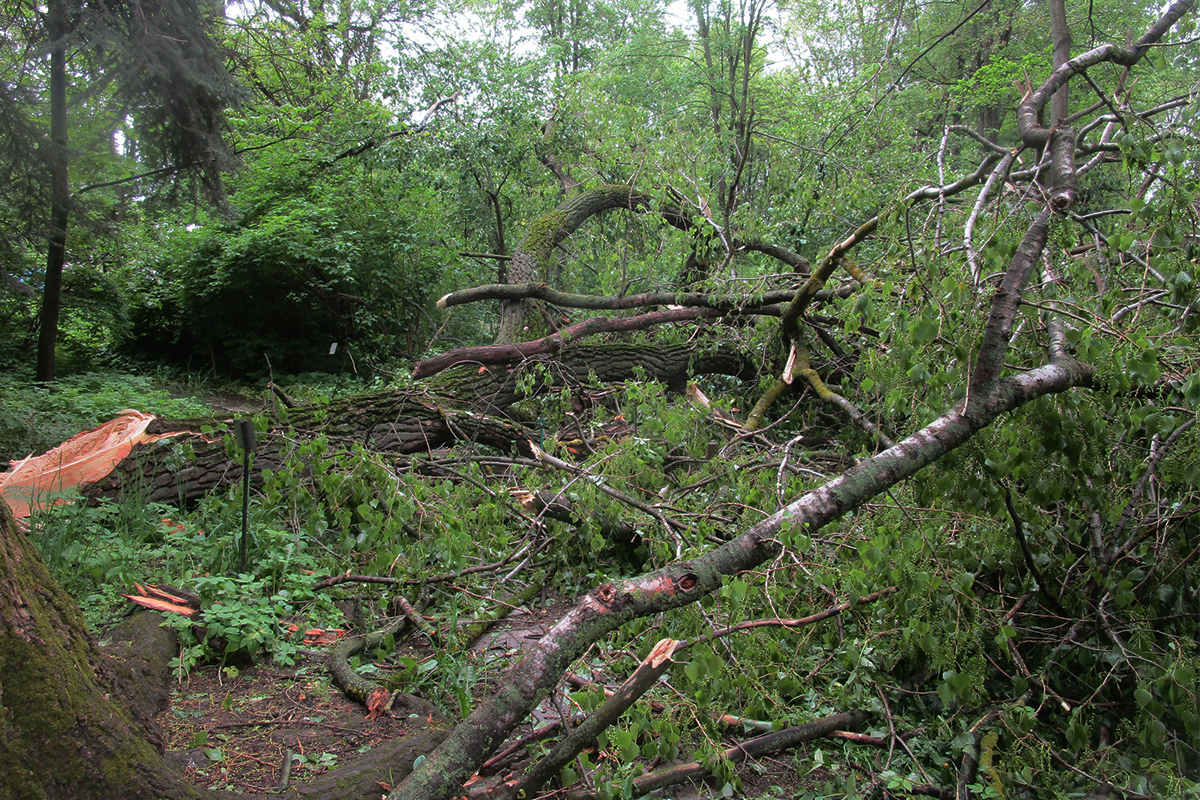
[
  {"left": 521, "top": 210, "right": 569, "bottom": 274},
  {"left": 0, "top": 501, "right": 171, "bottom": 799}
]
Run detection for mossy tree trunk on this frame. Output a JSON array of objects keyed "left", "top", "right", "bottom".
[
  {"left": 0, "top": 500, "right": 206, "bottom": 800},
  {"left": 494, "top": 186, "right": 653, "bottom": 343}
]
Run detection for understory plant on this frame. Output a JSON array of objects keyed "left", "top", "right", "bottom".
[{"left": 0, "top": 371, "right": 212, "bottom": 463}]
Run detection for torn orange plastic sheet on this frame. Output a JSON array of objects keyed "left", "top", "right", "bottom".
[{"left": 0, "top": 411, "right": 185, "bottom": 518}]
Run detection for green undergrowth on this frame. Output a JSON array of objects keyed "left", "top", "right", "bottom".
[
  {"left": 0, "top": 372, "right": 214, "bottom": 464},
  {"left": 21, "top": 369, "right": 1200, "bottom": 800},
  {"left": 30, "top": 492, "right": 344, "bottom": 672}
]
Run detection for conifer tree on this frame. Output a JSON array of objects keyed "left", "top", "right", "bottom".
[{"left": 23, "top": 0, "right": 242, "bottom": 380}]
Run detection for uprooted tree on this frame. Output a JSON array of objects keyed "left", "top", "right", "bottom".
[{"left": 2, "top": 2, "right": 1199, "bottom": 799}]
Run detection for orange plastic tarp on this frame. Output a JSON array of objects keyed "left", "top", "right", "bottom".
[{"left": 0, "top": 411, "right": 182, "bottom": 518}]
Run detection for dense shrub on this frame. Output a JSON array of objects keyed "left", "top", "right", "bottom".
[{"left": 129, "top": 167, "right": 455, "bottom": 379}]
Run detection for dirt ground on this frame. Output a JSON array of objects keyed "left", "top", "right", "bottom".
[
  {"left": 156, "top": 598, "right": 842, "bottom": 799},
  {"left": 157, "top": 597, "right": 572, "bottom": 795},
  {"left": 159, "top": 659, "right": 831, "bottom": 799},
  {"left": 160, "top": 651, "right": 431, "bottom": 794}
]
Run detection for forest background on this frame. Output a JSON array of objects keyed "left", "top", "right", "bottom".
[{"left": 0, "top": 0, "right": 1197, "bottom": 799}]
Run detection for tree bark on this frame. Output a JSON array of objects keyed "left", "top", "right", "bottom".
[
  {"left": 36, "top": 0, "right": 69, "bottom": 382},
  {"left": 0, "top": 499, "right": 204, "bottom": 799},
  {"left": 1047, "top": 0, "right": 1071, "bottom": 125}
]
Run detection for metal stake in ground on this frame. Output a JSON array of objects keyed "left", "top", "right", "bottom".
[{"left": 234, "top": 419, "right": 256, "bottom": 573}]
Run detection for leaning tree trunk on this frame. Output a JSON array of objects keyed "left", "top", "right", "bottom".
[
  {"left": 495, "top": 185, "right": 652, "bottom": 343},
  {"left": 0, "top": 499, "right": 205, "bottom": 799}
]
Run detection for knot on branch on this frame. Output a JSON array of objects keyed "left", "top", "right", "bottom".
[{"left": 1049, "top": 188, "right": 1077, "bottom": 214}]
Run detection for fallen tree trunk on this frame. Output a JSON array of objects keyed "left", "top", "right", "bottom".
[
  {"left": 86, "top": 341, "right": 756, "bottom": 505},
  {"left": 415, "top": 341, "right": 755, "bottom": 410},
  {"left": 85, "top": 406, "right": 534, "bottom": 506}
]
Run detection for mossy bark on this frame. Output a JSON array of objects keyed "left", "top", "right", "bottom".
[
  {"left": 281, "top": 729, "right": 448, "bottom": 800},
  {"left": 0, "top": 500, "right": 205, "bottom": 800},
  {"left": 495, "top": 186, "right": 651, "bottom": 343},
  {"left": 101, "top": 611, "right": 178, "bottom": 722}
]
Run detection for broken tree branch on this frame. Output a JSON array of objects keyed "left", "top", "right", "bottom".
[
  {"left": 511, "top": 638, "right": 680, "bottom": 797},
  {"left": 414, "top": 307, "right": 730, "bottom": 379},
  {"left": 566, "top": 709, "right": 871, "bottom": 800},
  {"left": 388, "top": 185, "right": 1097, "bottom": 800},
  {"left": 438, "top": 283, "right": 796, "bottom": 311}
]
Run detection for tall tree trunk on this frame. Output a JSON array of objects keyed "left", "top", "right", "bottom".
[
  {"left": 1048, "top": 0, "right": 1071, "bottom": 124},
  {"left": 37, "top": 0, "right": 70, "bottom": 382}
]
